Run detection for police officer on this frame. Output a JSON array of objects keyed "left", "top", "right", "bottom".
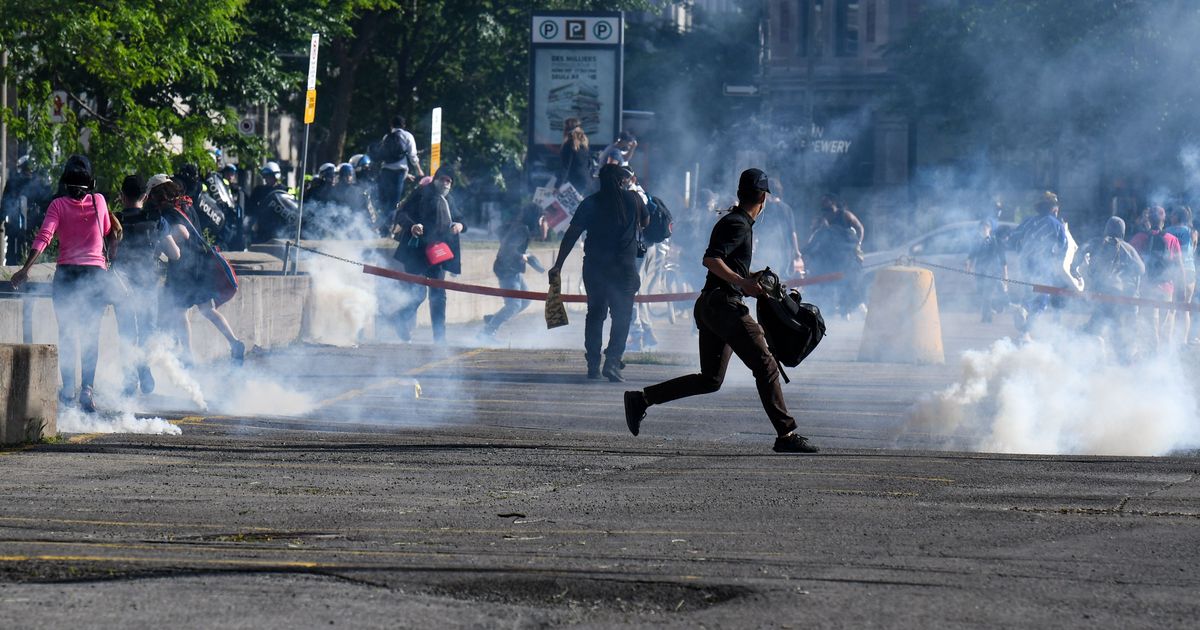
[
  {"left": 549, "top": 164, "right": 647, "bottom": 382},
  {"left": 623, "top": 168, "right": 819, "bottom": 454},
  {"left": 247, "top": 161, "right": 288, "bottom": 243}
]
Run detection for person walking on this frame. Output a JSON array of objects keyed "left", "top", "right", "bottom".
[
  {"left": 148, "top": 174, "right": 246, "bottom": 365},
  {"left": 622, "top": 168, "right": 819, "bottom": 454},
  {"left": 1071, "top": 216, "right": 1144, "bottom": 361},
  {"left": 549, "top": 164, "right": 647, "bottom": 382},
  {"left": 376, "top": 115, "right": 424, "bottom": 216},
  {"left": 9, "top": 155, "right": 116, "bottom": 412},
  {"left": 558, "top": 117, "right": 592, "bottom": 194},
  {"left": 392, "top": 168, "right": 466, "bottom": 343},
  {"left": 1009, "top": 191, "right": 1069, "bottom": 336},
  {"left": 112, "top": 174, "right": 162, "bottom": 395},
  {"left": 1129, "top": 205, "right": 1185, "bottom": 353},
  {"left": 1164, "top": 205, "right": 1196, "bottom": 344}
]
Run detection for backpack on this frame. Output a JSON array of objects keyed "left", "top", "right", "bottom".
[
  {"left": 642, "top": 195, "right": 673, "bottom": 244},
  {"left": 754, "top": 268, "right": 826, "bottom": 381},
  {"left": 375, "top": 130, "right": 408, "bottom": 164},
  {"left": 173, "top": 208, "right": 240, "bottom": 307},
  {"left": 1144, "top": 231, "right": 1171, "bottom": 282}
]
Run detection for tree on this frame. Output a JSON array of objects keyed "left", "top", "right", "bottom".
[
  {"left": 887, "top": 1, "right": 1200, "bottom": 182},
  {"left": 0, "top": 0, "right": 264, "bottom": 190}
]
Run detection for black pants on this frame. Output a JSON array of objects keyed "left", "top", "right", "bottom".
[
  {"left": 395, "top": 264, "right": 447, "bottom": 342},
  {"left": 644, "top": 289, "right": 798, "bottom": 437},
  {"left": 52, "top": 265, "right": 108, "bottom": 394},
  {"left": 582, "top": 261, "right": 639, "bottom": 370},
  {"left": 378, "top": 168, "right": 408, "bottom": 216}
]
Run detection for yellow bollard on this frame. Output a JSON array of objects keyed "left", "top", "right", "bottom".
[{"left": 857, "top": 266, "right": 945, "bottom": 364}]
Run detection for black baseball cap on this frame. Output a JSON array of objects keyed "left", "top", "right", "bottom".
[{"left": 738, "top": 168, "right": 771, "bottom": 194}]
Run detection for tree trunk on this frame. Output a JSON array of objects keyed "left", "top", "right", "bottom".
[{"left": 324, "top": 15, "right": 381, "bottom": 163}]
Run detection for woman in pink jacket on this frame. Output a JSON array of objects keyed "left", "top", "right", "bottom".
[{"left": 10, "top": 155, "right": 114, "bottom": 413}]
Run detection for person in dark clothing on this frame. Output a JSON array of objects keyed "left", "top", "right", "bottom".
[
  {"left": 247, "top": 161, "right": 289, "bottom": 243},
  {"left": 150, "top": 175, "right": 246, "bottom": 364},
  {"left": 1072, "top": 216, "right": 1144, "bottom": 361},
  {"left": 558, "top": 117, "right": 592, "bottom": 194},
  {"left": 112, "top": 174, "right": 163, "bottom": 395},
  {"left": 964, "top": 219, "right": 1008, "bottom": 323},
  {"left": 479, "top": 205, "right": 546, "bottom": 342},
  {"left": 550, "top": 164, "right": 647, "bottom": 382},
  {"left": 392, "top": 168, "right": 467, "bottom": 343},
  {"left": 622, "top": 168, "right": 819, "bottom": 454}
]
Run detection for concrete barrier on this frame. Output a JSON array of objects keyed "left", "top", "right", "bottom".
[
  {"left": 0, "top": 239, "right": 581, "bottom": 369},
  {"left": 857, "top": 266, "right": 945, "bottom": 365},
  {"left": 0, "top": 344, "right": 58, "bottom": 445}
]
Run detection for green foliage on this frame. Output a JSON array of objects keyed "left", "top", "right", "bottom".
[
  {"left": 0, "top": 0, "right": 261, "bottom": 192},
  {"left": 0, "top": 0, "right": 649, "bottom": 195},
  {"left": 888, "top": 0, "right": 1200, "bottom": 164}
]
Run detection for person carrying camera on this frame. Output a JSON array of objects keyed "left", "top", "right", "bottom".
[{"left": 622, "top": 168, "right": 819, "bottom": 454}]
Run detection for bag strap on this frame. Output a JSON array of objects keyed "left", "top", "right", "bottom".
[{"left": 172, "top": 207, "right": 215, "bottom": 255}]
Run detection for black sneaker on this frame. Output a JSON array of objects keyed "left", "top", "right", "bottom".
[
  {"left": 773, "top": 433, "right": 819, "bottom": 454},
  {"left": 624, "top": 391, "right": 647, "bottom": 436},
  {"left": 78, "top": 386, "right": 98, "bottom": 414},
  {"left": 602, "top": 360, "right": 624, "bottom": 383},
  {"left": 138, "top": 365, "right": 155, "bottom": 395},
  {"left": 230, "top": 339, "right": 246, "bottom": 365}
]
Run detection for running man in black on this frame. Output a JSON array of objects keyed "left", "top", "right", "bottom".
[{"left": 623, "top": 168, "right": 819, "bottom": 453}]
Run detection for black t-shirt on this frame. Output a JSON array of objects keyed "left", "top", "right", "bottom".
[
  {"left": 569, "top": 190, "right": 646, "bottom": 265},
  {"left": 702, "top": 209, "right": 755, "bottom": 294}
]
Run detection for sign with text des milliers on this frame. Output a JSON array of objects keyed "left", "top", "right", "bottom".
[{"left": 527, "top": 11, "right": 623, "bottom": 186}]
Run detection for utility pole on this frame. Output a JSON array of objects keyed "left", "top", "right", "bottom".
[{"left": 1, "top": 49, "right": 8, "bottom": 195}]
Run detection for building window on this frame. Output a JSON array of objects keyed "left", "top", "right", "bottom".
[
  {"left": 835, "top": 0, "right": 859, "bottom": 57},
  {"left": 795, "top": 1, "right": 810, "bottom": 56},
  {"left": 865, "top": 0, "right": 876, "bottom": 45}
]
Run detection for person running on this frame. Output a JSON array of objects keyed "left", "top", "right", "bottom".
[
  {"left": 479, "top": 205, "right": 545, "bottom": 343},
  {"left": 622, "top": 168, "right": 819, "bottom": 454},
  {"left": 112, "top": 174, "right": 162, "bottom": 395},
  {"left": 148, "top": 174, "right": 246, "bottom": 365},
  {"left": 10, "top": 155, "right": 116, "bottom": 412},
  {"left": 549, "top": 164, "right": 647, "bottom": 382}
]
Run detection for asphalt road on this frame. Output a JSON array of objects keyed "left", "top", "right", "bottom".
[{"left": 1, "top": 312, "right": 1197, "bottom": 628}]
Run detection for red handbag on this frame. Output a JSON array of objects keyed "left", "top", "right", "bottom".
[{"left": 424, "top": 241, "right": 454, "bottom": 266}]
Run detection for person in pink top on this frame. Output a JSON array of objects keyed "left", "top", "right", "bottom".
[
  {"left": 1129, "top": 205, "right": 1186, "bottom": 353},
  {"left": 10, "top": 155, "right": 115, "bottom": 413}
]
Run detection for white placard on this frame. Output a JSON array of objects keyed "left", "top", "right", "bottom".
[
  {"left": 306, "top": 34, "right": 320, "bottom": 90},
  {"left": 431, "top": 107, "right": 442, "bottom": 144}
]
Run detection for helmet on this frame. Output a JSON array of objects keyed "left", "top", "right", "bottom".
[
  {"left": 261, "top": 161, "right": 281, "bottom": 177},
  {"left": 16, "top": 155, "right": 33, "bottom": 171},
  {"left": 350, "top": 153, "right": 371, "bottom": 173},
  {"left": 317, "top": 162, "right": 336, "bottom": 181},
  {"left": 220, "top": 164, "right": 238, "bottom": 176},
  {"left": 338, "top": 162, "right": 354, "bottom": 182}
]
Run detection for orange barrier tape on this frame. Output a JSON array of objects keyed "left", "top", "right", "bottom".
[
  {"left": 1033, "top": 285, "right": 1200, "bottom": 312},
  {"left": 362, "top": 264, "right": 844, "bottom": 303}
]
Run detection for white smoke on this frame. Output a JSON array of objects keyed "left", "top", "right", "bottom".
[
  {"left": 212, "top": 377, "right": 316, "bottom": 417},
  {"left": 57, "top": 406, "right": 180, "bottom": 435},
  {"left": 904, "top": 325, "right": 1200, "bottom": 456}
]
